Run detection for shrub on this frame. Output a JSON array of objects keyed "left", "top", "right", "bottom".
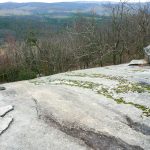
[{"left": 18, "top": 69, "right": 36, "bottom": 80}]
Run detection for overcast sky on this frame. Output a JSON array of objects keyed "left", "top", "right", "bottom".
[{"left": 0, "top": 0, "right": 149, "bottom": 3}]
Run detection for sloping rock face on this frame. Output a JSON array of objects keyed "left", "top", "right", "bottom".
[{"left": 0, "top": 62, "right": 150, "bottom": 150}]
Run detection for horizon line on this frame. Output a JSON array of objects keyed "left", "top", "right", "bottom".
[{"left": 0, "top": 1, "right": 149, "bottom": 4}]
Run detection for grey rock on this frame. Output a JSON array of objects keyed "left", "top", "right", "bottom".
[
  {"left": 129, "top": 59, "right": 148, "bottom": 66},
  {"left": 144, "top": 45, "right": 150, "bottom": 56},
  {"left": 0, "top": 62, "right": 150, "bottom": 150},
  {"left": 144, "top": 45, "right": 150, "bottom": 63},
  {"left": 0, "top": 87, "right": 6, "bottom": 91}
]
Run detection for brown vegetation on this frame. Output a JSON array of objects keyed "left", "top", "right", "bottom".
[{"left": 0, "top": 2, "right": 150, "bottom": 82}]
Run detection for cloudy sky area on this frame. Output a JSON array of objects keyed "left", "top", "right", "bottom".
[{"left": 0, "top": 0, "right": 149, "bottom": 3}]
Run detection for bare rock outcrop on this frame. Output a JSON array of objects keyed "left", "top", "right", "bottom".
[{"left": 0, "top": 61, "right": 149, "bottom": 150}]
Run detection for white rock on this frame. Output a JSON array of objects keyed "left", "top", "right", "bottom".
[{"left": 129, "top": 59, "right": 148, "bottom": 65}]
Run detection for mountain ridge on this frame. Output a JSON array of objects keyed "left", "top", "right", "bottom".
[{"left": 0, "top": 1, "right": 149, "bottom": 17}]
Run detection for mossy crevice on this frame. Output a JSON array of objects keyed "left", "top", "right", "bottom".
[
  {"left": 29, "top": 72, "right": 150, "bottom": 117},
  {"left": 114, "top": 84, "right": 145, "bottom": 93},
  {"left": 48, "top": 79, "right": 150, "bottom": 117},
  {"left": 66, "top": 73, "right": 127, "bottom": 84},
  {"left": 66, "top": 73, "right": 150, "bottom": 93}
]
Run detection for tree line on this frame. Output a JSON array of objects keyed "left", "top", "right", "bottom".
[{"left": 0, "top": 2, "right": 150, "bottom": 82}]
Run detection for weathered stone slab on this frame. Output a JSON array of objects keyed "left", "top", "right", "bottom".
[
  {"left": 128, "top": 59, "right": 148, "bottom": 66},
  {"left": 0, "top": 117, "right": 13, "bottom": 135},
  {"left": 0, "top": 105, "right": 14, "bottom": 117}
]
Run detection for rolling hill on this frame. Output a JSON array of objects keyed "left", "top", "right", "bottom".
[{"left": 0, "top": 2, "right": 122, "bottom": 17}]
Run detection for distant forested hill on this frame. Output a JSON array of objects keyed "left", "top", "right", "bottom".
[
  {"left": 0, "top": 2, "right": 149, "bottom": 17},
  {"left": 0, "top": 2, "right": 121, "bottom": 17},
  {"left": 0, "top": 1, "right": 150, "bottom": 82},
  {"left": 0, "top": 2, "right": 115, "bottom": 42}
]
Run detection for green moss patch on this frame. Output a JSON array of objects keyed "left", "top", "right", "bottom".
[
  {"left": 48, "top": 79, "right": 150, "bottom": 117},
  {"left": 66, "top": 73, "right": 150, "bottom": 93},
  {"left": 29, "top": 71, "right": 150, "bottom": 117},
  {"left": 114, "top": 84, "right": 145, "bottom": 93}
]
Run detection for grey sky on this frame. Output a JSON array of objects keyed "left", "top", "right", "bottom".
[{"left": 0, "top": 0, "right": 149, "bottom": 3}]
